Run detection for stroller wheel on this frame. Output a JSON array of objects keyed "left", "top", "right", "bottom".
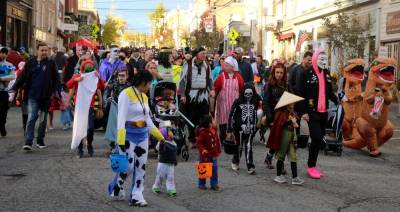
[
  {"left": 337, "top": 150, "right": 342, "bottom": 156},
  {"left": 181, "top": 146, "right": 189, "bottom": 161}
]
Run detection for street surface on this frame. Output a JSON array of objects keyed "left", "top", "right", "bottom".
[{"left": 1, "top": 106, "right": 400, "bottom": 212}]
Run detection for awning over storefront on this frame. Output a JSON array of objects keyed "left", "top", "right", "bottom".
[
  {"left": 277, "top": 32, "right": 295, "bottom": 41},
  {"left": 68, "top": 38, "right": 99, "bottom": 49}
]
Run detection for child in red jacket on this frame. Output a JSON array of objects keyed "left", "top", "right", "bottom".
[{"left": 195, "top": 115, "right": 221, "bottom": 191}]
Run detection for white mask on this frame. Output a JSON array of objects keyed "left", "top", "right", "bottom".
[
  {"left": 109, "top": 47, "right": 120, "bottom": 64},
  {"left": 317, "top": 53, "right": 328, "bottom": 70},
  {"left": 244, "top": 88, "right": 253, "bottom": 101}
]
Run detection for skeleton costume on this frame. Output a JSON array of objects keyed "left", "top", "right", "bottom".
[
  {"left": 227, "top": 84, "right": 261, "bottom": 171},
  {"left": 108, "top": 86, "right": 163, "bottom": 206}
]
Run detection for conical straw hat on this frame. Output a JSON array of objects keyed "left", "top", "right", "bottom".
[{"left": 274, "top": 91, "right": 304, "bottom": 110}]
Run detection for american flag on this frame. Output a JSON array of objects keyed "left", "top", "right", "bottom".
[{"left": 295, "top": 31, "right": 310, "bottom": 52}]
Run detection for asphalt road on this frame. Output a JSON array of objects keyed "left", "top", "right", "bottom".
[{"left": 1, "top": 106, "right": 400, "bottom": 212}]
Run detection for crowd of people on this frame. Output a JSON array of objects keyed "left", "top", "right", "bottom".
[{"left": 0, "top": 42, "right": 339, "bottom": 207}]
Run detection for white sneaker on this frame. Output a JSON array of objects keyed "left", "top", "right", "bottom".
[
  {"left": 137, "top": 200, "right": 148, "bottom": 207},
  {"left": 247, "top": 168, "right": 256, "bottom": 175},
  {"left": 231, "top": 163, "right": 239, "bottom": 171},
  {"left": 292, "top": 177, "right": 304, "bottom": 185},
  {"left": 274, "top": 175, "right": 287, "bottom": 184}
]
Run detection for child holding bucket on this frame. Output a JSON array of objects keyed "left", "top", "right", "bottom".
[
  {"left": 195, "top": 115, "right": 221, "bottom": 190},
  {"left": 267, "top": 92, "right": 305, "bottom": 185},
  {"left": 152, "top": 127, "right": 177, "bottom": 196}
]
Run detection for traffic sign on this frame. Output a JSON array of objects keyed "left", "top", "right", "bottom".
[{"left": 229, "top": 29, "right": 239, "bottom": 40}]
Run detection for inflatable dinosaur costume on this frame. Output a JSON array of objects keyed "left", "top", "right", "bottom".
[
  {"left": 343, "top": 57, "right": 396, "bottom": 156},
  {"left": 341, "top": 59, "right": 365, "bottom": 140}
]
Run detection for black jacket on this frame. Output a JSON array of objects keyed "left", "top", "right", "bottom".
[
  {"left": 158, "top": 141, "right": 177, "bottom": 165},
  {"left": 288, "top": 64, "right": 303, "bottom": 93},
  {"left": 294, "top": 68, "right": 338, "bottom": 117},
  {"left": 12, "top": 57, "right": 60, "bottom": 101},
  {"left": 64, "top": 55, "right": 79, "bottom": 83},
  {"left": 263, "top": 83, "right": 286, "bottom": 122},
  {"left": 238, "top": 60, "right": 254, "bottom": 84}
]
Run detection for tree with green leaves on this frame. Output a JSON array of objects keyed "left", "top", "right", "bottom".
[
  {"left": 102, "top": 16, "right": 127, "bottom": 46},
  {"left": 78, "top": 24, "right": 100, "bottom": 40},
  {"left": 322, "top": 0, "right": 371, "bottom": 75},
  {"left": 148, "top": 3, "right": 173, "bottom": 47}
]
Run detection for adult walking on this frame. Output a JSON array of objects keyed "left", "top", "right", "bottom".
[
  {"left": 214, "top": 56, "right": 244, "bottom": 146},
  {"left": 99, "top": 45, "right": 125, "bottom": 82},
  {"left": 295, "top": 49, "right": 338, "bottom": 179},
  {"left": 108, "top": 70, "right": 163, "bottom": 207},
  {"left": 178, "top": 47, "right": 214, "bottom": 145},
  {"left": 63, "top": 47, "right": 79, "bottom": 84},
  {"left": 234, "top": 47, "right": 253, "bottom": 84},
  {"left": 10, "top": 42, "right": 60, "bottom": 151},
  {"left": 263, "top": 62, "right": 288, "bottom": 168},
  {"left": 0, "top": 47, "right": 16, "bottom": 137},
  {"left": 288, "top": 52, "right": 312, "bottom": 93}
]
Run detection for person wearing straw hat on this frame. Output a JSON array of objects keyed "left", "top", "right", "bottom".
[
  {"left": 295, "top": 49, "right": 338, "bottom": 179},
  {"left": 267, "top": 91, "right": 305, "bottom": 185}
]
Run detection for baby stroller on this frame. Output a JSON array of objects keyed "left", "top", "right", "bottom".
[
  {"left": 323, "top": 101, "right": 344, "bottom": 156},
  {"left": 149, "top": 80, "right": 190, "bottom": 161}
]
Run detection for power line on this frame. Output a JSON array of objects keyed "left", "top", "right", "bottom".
[{"left": 96, "top": 8, "right": 170, "bottom": 11}]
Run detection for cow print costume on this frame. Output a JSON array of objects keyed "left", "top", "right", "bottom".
[
  {"left": 227, "top": 84, "right": 260, "bottom": 172},
  {"left": 108, "top": 87, "right": 164, "bottom": 207}
]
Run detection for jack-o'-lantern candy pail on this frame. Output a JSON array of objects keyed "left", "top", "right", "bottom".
[
  {"left": 110, "top": 154, "right": 128, "bottom": 173},
  {"left": 194, "top": 162, "right": 213, "bottom": 179}
]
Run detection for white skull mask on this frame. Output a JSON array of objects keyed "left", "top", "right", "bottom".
[
  {"left": 109, "top": 47, "right": 120, "bottom": 64},
  {"left": 244, "top": 88, "right": 253, "bottom": 101},
  {"left": 317, "top": 53, "right": 328, "bottom": 70}
]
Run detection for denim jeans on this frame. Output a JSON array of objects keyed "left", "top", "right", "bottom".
[
  {"left": 198, "top": 158, "right": 218, "bottom": 187},
  {"left": 25, "top": 98, "right": 49, "bottom": 145}
]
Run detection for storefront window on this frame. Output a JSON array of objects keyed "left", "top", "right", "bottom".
[{"left": 6, "top": 17, "right": 12, "bottom": 47}]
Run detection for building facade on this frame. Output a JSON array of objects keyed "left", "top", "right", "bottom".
[
  {"left": 380, "top": 0, "right": 400, "bottom": 73},
  {"left": 33, "top": 0, "right": 58, "bottom": 51},
  {"left": 0, "top": 0, "right": 33, "bottom": 50}
]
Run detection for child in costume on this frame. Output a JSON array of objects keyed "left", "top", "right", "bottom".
[
  {"left": 227, "top": 83, "right": 261, "bottom": 174},
  {"left": 267, "top": 92, "right": 304, "bottom": 185},
  {"left": 66, "top": 60, "right": 104, "bottom": 158},
  {"left": 60, "top": 86, "right": 71, "bottom": 130},
  {"left": 196, "top": 115, "right": 221, "bottom": 190},
  {"left": 108, "top": 70, "right": 164, "bottom": 207},
  {"left": 152, "top": 127, "right": 177, "bottom": 196},
  {"left": 105, "top": 65, "right": 131, "bottom": 151}
]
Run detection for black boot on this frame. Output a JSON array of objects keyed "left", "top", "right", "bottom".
[
  {"left": 0, "top": 124, "right": 6, "bottom": 137},
  {"left": 77, "top": 142, "right": 84, "bottom": 158}
]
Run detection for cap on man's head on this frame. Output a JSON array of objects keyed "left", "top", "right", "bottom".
[{"left": 234, "top": 47, "right": 244, "bottom": 54}]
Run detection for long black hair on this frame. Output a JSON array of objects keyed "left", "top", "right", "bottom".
[
  {"left": 133, "top": 70, "right": 153, "bottom": 87},
  {"left": 158, "top": 51, "right": 172, "bottom": 69}
]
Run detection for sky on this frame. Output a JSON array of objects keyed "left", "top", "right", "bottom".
[{"left": 95, "top": 0, "right": 191, "bottom": 33}]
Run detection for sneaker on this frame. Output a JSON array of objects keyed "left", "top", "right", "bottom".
[
  {"left": 247, "top": 168, "right": 256, "bottom": 175},
  {"left": 198, "top": 185, "right": 207, "bottom": 190},
  {"left": 315, "top": 167, "right": 324, "bottom": 177},
  {"left": 129, "top": 200, "right": 148, "bottom": 207},
  {"left": 292, "top": 177, "right": 304, "bottom": 185},
  {"left": 63, "top": 125, "right": 70, "bottom": 131},
  {"left": 77, "top": 150, "right": 83, "bottom": 158},
  {"left": 274, "top": 175, "right": 287, "bottom": 184},
  {"left": 168, "top": 190, "right": 177, "bottom": 197},
  {"left": 231, "top": 163, "right": 239, "bottom": 171},
  {"left": 307, "top": 167, "right": 321, "bottom": 179},
  {"left": 152, "top": 187, "right": 161, "bottom": 194},
  {"left": 36, "top": 142, "right": 47, "bottom": 149},
  {"left": 23, "top": 144, "right": 33, "bottom": 151},
  {"left": 87, "top": 146, "right": 94, "bottom": 157},
  {"left": 210, "top": 185, "right": 220, "bottom": 191}
]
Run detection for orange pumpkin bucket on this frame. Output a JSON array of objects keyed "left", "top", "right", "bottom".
[{"left": 194, "top": 163, "right": 213, "bottom": 179}]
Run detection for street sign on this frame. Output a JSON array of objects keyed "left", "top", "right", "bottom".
[{"left": 229, "top": 29, "right": 239, "bottom": 40}]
